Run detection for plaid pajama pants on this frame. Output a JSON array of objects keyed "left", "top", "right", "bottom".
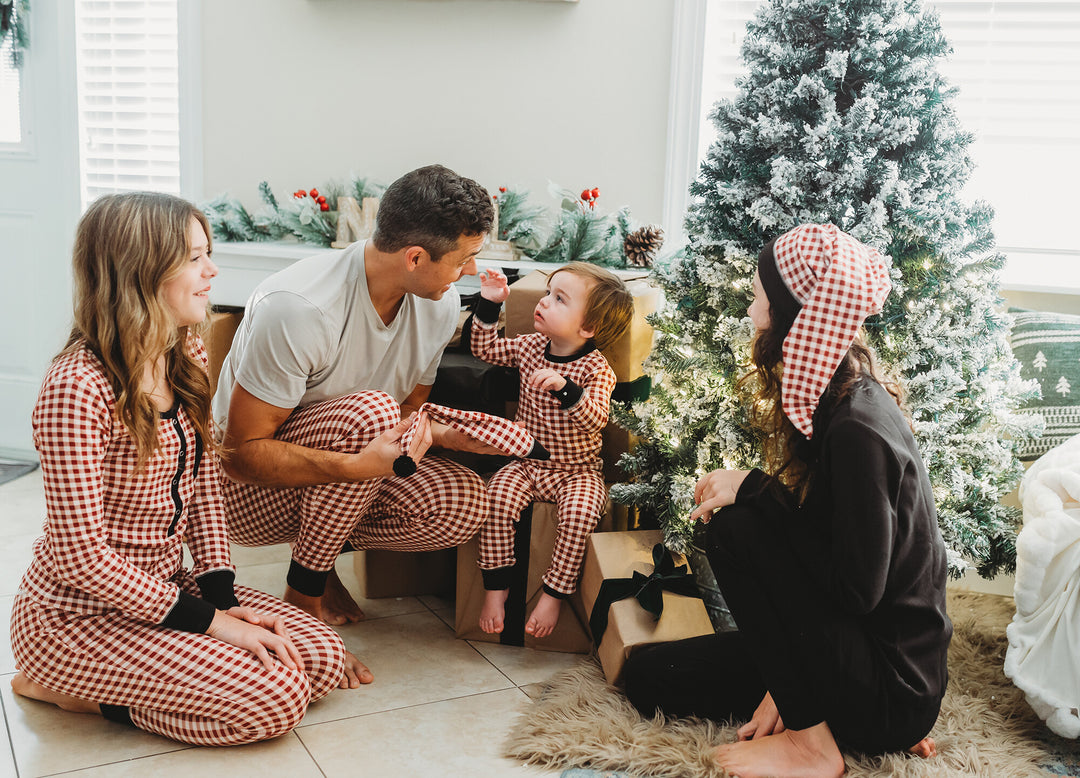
[
  {"left": 222, "top": 391, "right": 488, "bottom": 574},
  {"left": 478, "top": 459, "right": 607, "bottom": 595},
  {"left": 10, "top": 581, "right": 345, "bottom": 746}
]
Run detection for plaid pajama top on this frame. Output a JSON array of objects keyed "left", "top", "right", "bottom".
[
  {"left": 471, "top": 320, "right": 615, "bottom": 470},
  {"left": 20, "top": 336, "right": 235, "bottom": 627}
]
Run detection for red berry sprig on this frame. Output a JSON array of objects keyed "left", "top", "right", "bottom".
[
  {"left": 293, "top": 187, "right": 330, "bottom": 211},
  {"left": 580, "top": 187, "right": 600, "bottom": 210}
]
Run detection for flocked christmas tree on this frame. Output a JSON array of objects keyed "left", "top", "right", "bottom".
[{"left": 610, "top": 0, "right": 1040, "bottom": 582}]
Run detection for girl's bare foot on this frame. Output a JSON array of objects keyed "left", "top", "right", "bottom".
[
  {"left": 480, "top": 589, "right": 510, "bottom": 634},
  {"left": 713, "top": 722, "right": 844, "bottom": 778},
  {"left": 524, "top": 592, "right": 562, "bottom": 639},
  {"left": 11, "top": 673, "right": 101, "bottom": 716},
  {"left": 907, "top": 736, "right": 936, "bottom": 758},
  {"left": 338, "top": 650, "right": 374, "bottom": 688}
]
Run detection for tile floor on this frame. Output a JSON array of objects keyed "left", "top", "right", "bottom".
[{"left": 0, "top": 469, "right": 579, "bottom": 777}]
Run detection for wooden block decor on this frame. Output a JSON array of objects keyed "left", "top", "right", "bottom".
[{"left": 332, "top": 196, "right": 379, "bottom": 248}]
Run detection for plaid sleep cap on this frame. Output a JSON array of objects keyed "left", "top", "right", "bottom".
[{"left": 768, "top": 223, "right": 892, "bottom": 438}]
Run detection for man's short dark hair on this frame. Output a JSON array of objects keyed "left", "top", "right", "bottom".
[{"left": 372, "top": 165, "right": 494, "bottom": 261}]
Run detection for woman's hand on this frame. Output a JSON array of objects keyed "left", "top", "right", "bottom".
[
  {"left": 690, "top": 468, "right": 750, "bottom": 522},
  {"left": 737, "top": 691, "right": 785, "bottom": 741},
  {"left": 207, "top": 607, "right": 305, "bottom": 672},
  {"left": 478, "top": 269, "right": 510, "bottom": 303}
]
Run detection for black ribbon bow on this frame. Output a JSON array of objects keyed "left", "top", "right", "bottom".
[{"left": 588, "top": 543, "right": 701, "bottom": 645}]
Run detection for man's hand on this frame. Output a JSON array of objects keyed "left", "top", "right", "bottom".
[
  {"left": 690, "top": 468, "right": 751, "bottom": 522},
  {"left": 478, "top": 269, "right": 510, "bottom": 303},
  {"left": 430, "top": 420, "right": 503, "bottom": 455},
  {"left": 530, "top": 368, "right": 567, "bottom": 393},
  {"left": 356, "top": 411, "right": 432, "bottom": 478}
]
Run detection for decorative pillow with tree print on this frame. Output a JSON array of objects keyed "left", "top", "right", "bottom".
[{"left": 1010, "top": 309, "right": 1080, "bottom": 460}]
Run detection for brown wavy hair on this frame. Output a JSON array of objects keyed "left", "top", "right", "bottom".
[
  {"left": 741, "top": 310, "right": 905, "bottom": 502},
  {"left": 61, "top": 192, "right": 215, "bottom": 469},
  {"left": 548, "top": 262, "right": 635, "bottom": 352}
]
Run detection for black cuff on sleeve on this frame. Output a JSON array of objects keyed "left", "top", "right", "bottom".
[
  {"left": 542, "top": 584, "right": 570, "bottom": 600},
  {"left": 101, "top": 704, "right": 135, "bottom": 728},
  {"left": 735, "top": 468, "right": 773, "bottom": 505},
  {"left": 475, "top": 296, "right": 503, "bottom": 325},
  {"left": 196, "top": 569, "right": 240, "bottom": 611},
  {"left": 481, "top": 566, "right": 515, "bottom": 591},
  {"left": 286, "top": 559, "right": 332, "bottom": 597},
  {"left": 161, "top": 590, "right": 217, "bottom": 633},
  {"left": 549, "top": 378, "right": 583, "bottom": 409}
]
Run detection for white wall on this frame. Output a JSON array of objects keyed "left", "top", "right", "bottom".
[{"left": 199, "top": 0, "right": 676, "bottom": 227}]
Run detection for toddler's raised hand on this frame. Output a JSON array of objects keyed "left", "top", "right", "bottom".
[{"left": 479, "top": 269, "right": 510, "bottom": 303}]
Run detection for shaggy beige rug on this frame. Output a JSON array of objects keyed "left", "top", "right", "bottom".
[{"left": 505, "top": 591, "right": 1079, "bottom": 777}]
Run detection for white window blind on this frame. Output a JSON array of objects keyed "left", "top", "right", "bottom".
[
  {"left": 75, "top": 0, "right": 181, "bottom": 206},
  {"left": 0, "top": 36, "right": 22, "bottom": 144},
  {"left": 697, "top": 0, "right": 1080, "bottom": 254}
]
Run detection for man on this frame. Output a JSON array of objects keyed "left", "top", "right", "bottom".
[{"left": 213, "top": 165, "right": 496, "bottom": 687}]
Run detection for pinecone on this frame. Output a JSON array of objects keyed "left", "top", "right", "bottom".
[{"left": 624, "top": 225, "right": 664, "bottom": 268}]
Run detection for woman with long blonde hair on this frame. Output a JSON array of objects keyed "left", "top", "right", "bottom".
[
  {"left": 9, "top": 192, "right": 348, "bottom": 745},
  {"left": 624, "top": 224, "right": 951, "bottom": 778}
]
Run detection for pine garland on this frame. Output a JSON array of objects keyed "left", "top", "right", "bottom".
[
  {"left": 0, "top": 0, "right": 29, "bottom": 69},
  {"left": 203, "top": 179, "right": 655, "bottom": 268},
  {"left": 610, "top": 0, "right": 1041, "bottom": 581}
]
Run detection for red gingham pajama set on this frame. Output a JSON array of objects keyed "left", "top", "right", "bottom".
[
  {"left": 471, "top": 312, "right": 614, "bottom": 597},
  {"left": 10, "top": 340, "right": 346, "bottom": 746}
]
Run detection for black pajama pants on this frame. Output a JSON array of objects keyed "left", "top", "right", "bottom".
[{"left": 622, "top": 502, "right": 939, "bottom": 755}]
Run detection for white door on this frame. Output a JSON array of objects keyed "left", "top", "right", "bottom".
[{"left": 0, "top": 0, "right": 82, "bottom": 457}]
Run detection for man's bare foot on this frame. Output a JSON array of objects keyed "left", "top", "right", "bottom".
[
  {"left": 284, "top": 573, "right": 364, "bottom": 627},
  {"left": 524, "top": 592, "right": 562, "bottom": 639},
  {"left": 907, "top": 736, "right": 936, "bottom": 758},
  {"left": 338, "top": 650, "right": 374, "bottom": 689},
  {"left": 713, "top": 722, "right": 845, "bottom": 778},
  {"left": 480, "top": 589, "right": 510, "bottom": 634},
  {"left": 11, "top": 672, "right": 101, "bottom": 716},
  {"left": 324, "top": 568, "right": 366, "bottom": 624}
]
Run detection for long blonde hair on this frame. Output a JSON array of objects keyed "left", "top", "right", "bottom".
[{"left": 62, "top": 192, "right": 215, "bottom": 468}]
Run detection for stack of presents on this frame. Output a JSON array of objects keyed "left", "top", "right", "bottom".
[{"left": 206, "top": 267, "right": 717, "bottom": 685}]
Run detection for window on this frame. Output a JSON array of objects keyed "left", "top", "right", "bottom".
[
  {"left": 75, "top": 0, "right": 181, "bottom": 206},
  {"left": 0, "top": 35, "right": 22, "bottom": 145},
  {"left": 693, "top": 0, "right": 1080, "bottom": 257}
]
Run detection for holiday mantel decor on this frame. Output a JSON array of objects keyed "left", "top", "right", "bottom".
[
  {"left": 202, "top": 178, "right": 660, "bottom": 270},
  {"left": 609, "top": 0, "right": 1040, "bottom": 585}
]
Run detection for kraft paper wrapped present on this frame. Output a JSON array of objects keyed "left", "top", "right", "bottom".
[
  {"left": 581, "top": 530, "right": 714, "bottom": 685},
  {"left": 203, "top": 308, "right": 243, "bottom": 397},
  {"left": 352, "top": 548, "right": 456, "bottom": 599},
  {"left": 455, "top": 501, "right": 604, "bottom": 654}
]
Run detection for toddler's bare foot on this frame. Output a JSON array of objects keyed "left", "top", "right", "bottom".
[
  {"left": 907, "top": 736, "right": 936, "bottom": 758},
  {"left": 524, "top": 592, "right": 562, "bottom": 639},
  {"left": 11, "top": 672, "right": 101, "bottom": 716},
  {"left": 480, "top": 589, "right": 510, "bottom": 634},
  {"left": 338, "top": 650, "right": 374, "bottom": 688},
  {"left": 713, "top": 722, "right": 844, "bottom": 778}
]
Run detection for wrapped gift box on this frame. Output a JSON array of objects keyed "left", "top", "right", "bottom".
[
  {"left": 352, "top": 547, "right": 456, "bottom": 599},
  {"left": 581, "top": 530, "right": 714, "bottom": 685},
  {"left": 203, "top": 308, "right": 243, "bottom": 396},
  {"left": 455, "top": 501, "right": 610, "bottom": 653}
]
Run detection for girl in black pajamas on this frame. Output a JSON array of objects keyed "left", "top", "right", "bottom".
[{"left": 623, "top": 223, "right": 952, "bottom": 778}]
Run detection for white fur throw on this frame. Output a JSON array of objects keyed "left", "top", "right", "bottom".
[{"left": 1005, "top": 432, "right": 1080, "bottom": 738}]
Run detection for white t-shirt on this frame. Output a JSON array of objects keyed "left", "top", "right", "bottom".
[{"left": 212, "top": 240, "right": 459, "bottom": 430}]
